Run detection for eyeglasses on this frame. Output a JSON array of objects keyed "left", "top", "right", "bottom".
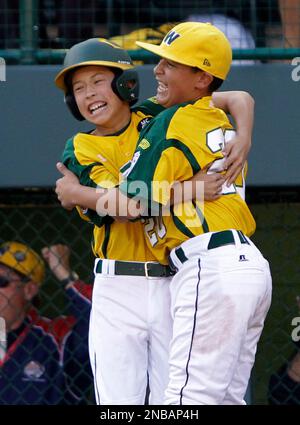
[
  {"left": 0, "top": 275, "right": 29, "bottom": 288},
  {"left": 0, "top": 275, "right": 13, "bottom": 288}
]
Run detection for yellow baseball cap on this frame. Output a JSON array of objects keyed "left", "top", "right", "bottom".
[
  {"left": 0, "top": 242, "right": 45, "bottom": 285},
  {"left": 136, "top": 22, "right": 232, "bottom": 80}
]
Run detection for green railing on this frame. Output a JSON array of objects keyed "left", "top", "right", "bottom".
[
  {"left": 18, "top": 0, "right": 38, "bottom": 64},
  {"left": 1, "top": 0, "right": 299, "bottom": 64},
  {"left": 1, "top": 47, "right": 300, "bottom": 65}
]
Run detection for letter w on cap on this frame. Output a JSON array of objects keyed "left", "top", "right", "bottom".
[{"left": 163, "top": 31, "right": 180, "bottom": 46}]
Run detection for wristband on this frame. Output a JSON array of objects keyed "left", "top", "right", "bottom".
[{"left": 60, "top": 271, "right": 79, "bottom": 288}]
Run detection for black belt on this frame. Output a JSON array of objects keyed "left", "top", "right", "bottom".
[
  {"left": 95, "top": 259, "right": 174, "bottom": 278},
  {"left": 208, "top": 230, "right": 249, "bottom": 250},
  {"left": 172, "top": 230, "right": 250, "bottom": 268}
]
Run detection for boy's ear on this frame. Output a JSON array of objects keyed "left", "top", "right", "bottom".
[{"left": 195, "top": 71, "right": 214, "bottom": 90}]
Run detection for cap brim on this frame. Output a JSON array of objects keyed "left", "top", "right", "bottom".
[
  {"left": 55, "top": 60, "right": 134, "bottom": 91},
  {"left": 136, "top": 41, "right": 194, "bottom": 68},
  {"left": 136, "top": 41, "right": 172, "bottom": 59},
  {"left": 0, "top": 259, "right": 36, "bottom": 284}
]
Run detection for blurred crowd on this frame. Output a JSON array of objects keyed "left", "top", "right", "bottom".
[{"left": 0, "top": 0, "right": 299, "bottom": 51}]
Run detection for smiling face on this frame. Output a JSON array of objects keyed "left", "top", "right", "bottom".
[
  {"left": 72, "top": 65, "right": 131, "bottom": 136},
  {"left": 154, "top": 58, "right": 213, "bottom": 108}
]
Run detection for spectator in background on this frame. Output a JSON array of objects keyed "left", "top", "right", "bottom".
[
  {"left": 0, "top": 241, "right": 92, "bottom": 404},
  {"left": 0, "top": 0, "right": 90, "bottom": 49},
  {"left": 110, "top": 0, "right": 281, "bottom": 48},
  {"left": 54, "top": 0, "right": 299, "bottom": 52},
  {"left": 186, "top": 13, "right": 255, "bottom": 64},
  {"left": 279, "top": 0, "right": 300, "bottom": 48},
  {"left": 107, "top": 1, "right": 284, "bottom": 64},
  {"left": 268, "top": 297, "right": 300, "bottom": 405},
  {"left": 0, "top": 0, "right": 59, "bottom": 49},
  {"left": 41, "top": 243, "right": 93, "bottom": 403},
  {"left": 0, "top": 0, "right": 19, "bottom": 49},
  {"left": 1, "top": 0, "right": 294, "bottom": 53},
  {"left": 57, "top": 0, "right": 100, "bottom": 48}
]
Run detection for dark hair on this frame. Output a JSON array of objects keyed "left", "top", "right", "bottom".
[
  {"left": 191, "top": 67, "right": 224, "bottom": 94},
  {"left": 209, "top": 76, "right": 224, "bottom": 93},
  {"left": 64, "top": 68, "right": 76, "bottom": 93}
]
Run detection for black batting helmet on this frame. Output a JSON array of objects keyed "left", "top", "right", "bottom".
[{"left": 55, "top": 38, "right": 139, "bottom": 120}]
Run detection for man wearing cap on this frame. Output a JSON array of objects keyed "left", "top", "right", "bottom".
[
  {"left": 56, "top": 22, "right": 272, "bottom": 405},
  {"left": 0, "top": 241, "right": 92, "bottom": 404}
]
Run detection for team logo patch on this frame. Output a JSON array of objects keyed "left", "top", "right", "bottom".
[
  {"left": 137, "top": 117, "right": 151, "bottom": 132},
  {"left": 203, "top": 58, "right": 211, "bottom": 67},
  {"left": 0, "top": 245, "right": 26, "bottom": 262},
  {"left": 138, "top": 138, "right": 150, "bottom": 150},
  {"left": 163, "top": 31, "right": 180, "bottom": 46},
  {"left": 23, "top": 361, "right": 46, "bottom": 381},
  {"left": 149, "top": 96, "right": 159, "bottom": 104},
  {"left": 14, "top": 251, "right": 26, "bottom": 262}
]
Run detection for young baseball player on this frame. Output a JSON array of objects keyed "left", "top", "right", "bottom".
[
  {"left": 54, "top": 37, "right": 255, "bottom": 405},
  {"left": 118, "top": 23, "right": 271, "bottom": 405}
]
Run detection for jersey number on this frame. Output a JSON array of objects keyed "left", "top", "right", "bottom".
[
  {"left": 143, "top": 217, "right": 166, "bottom": 247},
  {"left": 206, "top": 128, "right": 238, "bottom": 195}
]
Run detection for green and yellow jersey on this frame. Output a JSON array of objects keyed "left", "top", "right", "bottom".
[
  {"left": 120, "top": 96, "right": 256, "bottom": 265},
  {"left": 62, "top": 98, "right": 164, "bottom": 261}
]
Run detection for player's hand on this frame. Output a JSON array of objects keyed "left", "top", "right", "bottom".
[
  {"left": 191, "top": 167, "right": 225, "bottom": 201},
  {"left": 41, "top": 244, "right": 71, "bottom": 281},
  {"left": 223, "top": 136, "right": 251, "bottom": 186},
  {"left": 56, "top": 162, "right": 80, "bottom": 210}
]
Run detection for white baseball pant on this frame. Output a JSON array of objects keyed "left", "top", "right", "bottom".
[
  {"left": 89, "top": 259, "right": 172, "bottom": 405},
  {"left": 165, "top": 229, "right": 272, "bottom": 405}
]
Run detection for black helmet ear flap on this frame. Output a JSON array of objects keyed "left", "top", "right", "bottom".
[
  {"left": 64, "top": 93, "right": 85, "bottom": 121},
  {"left": 111, "top": 69, "right": 139, "bottom": 105}
]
